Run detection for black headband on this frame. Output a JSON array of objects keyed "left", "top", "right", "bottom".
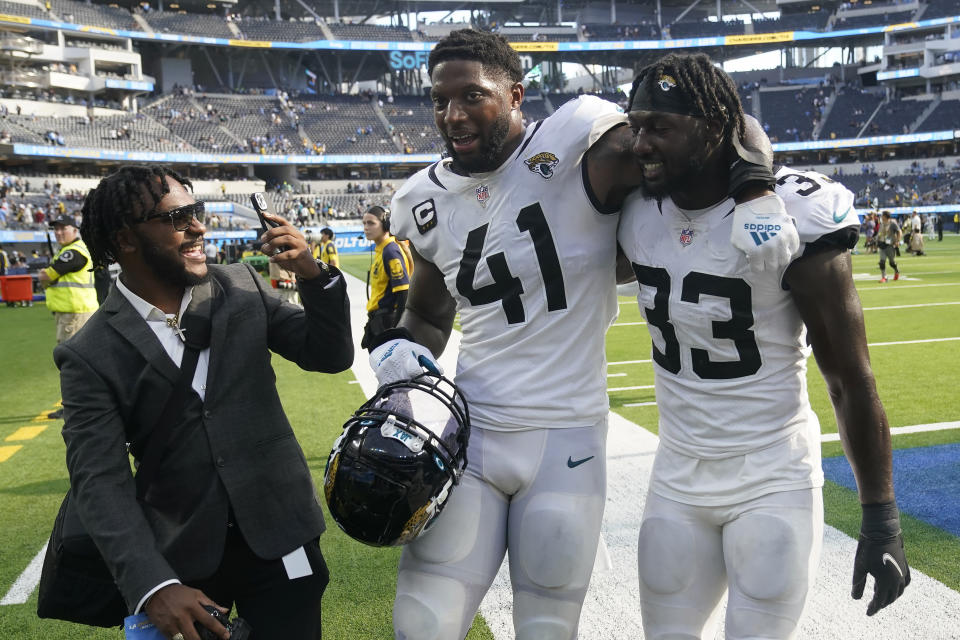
[{"left": 629, "top": 69, "right": 706, "bottom": 118}]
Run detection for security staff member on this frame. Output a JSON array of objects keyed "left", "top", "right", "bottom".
[
  {"left": 315, "top": 227, "right": 339, "bottom": 268},
  {"left": 360, "top": 206, "right": 409, "bottom": 349},
  {"left": 39, "top": 214, "right": 98, "bottom": 343},
  {"left": 40, "top": 214, "right": 98, "bottom": 420}
]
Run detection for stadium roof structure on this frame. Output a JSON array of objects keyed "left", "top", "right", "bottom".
[{"left": 1, "top": 0, "right": 959, "bottom": 177}]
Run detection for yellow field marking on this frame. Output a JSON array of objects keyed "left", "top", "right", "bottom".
[
  {"left": 31, "top": 414, "right": 52, "bottom": 422},
  {"left": 0, "top": 445, "right": 23, "bottom": 462},
  {"left": 5, "top": 426, "right": 47, "bottom": 441}
]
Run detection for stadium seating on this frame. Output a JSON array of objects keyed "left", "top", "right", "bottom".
[
  {"left": 2, "top": 112, "right": 186, "bottom": 152},
  {"left": 846, "top": 169, "right": 960, "bottom": 207},
  {"left": 142, "top": 95, "right": 238, "bottom": 152},
  {"left": 49, "top": 0, "right": 138, "bottom": 30},
  {"left": 752, "top": 10, "right": 832, "bottom": 33},
  {"left": 236, "top": 19, "right": 325, "bottom": 42},
  {"left": 916, "top": 99, "right": 960, "bottom": 132},
  {"left": 144, "top": 11, "right": 235, "bottom": 38},
  {"left": 327, "top": 23, "right": 413, "bottom": 41},
  {"left": 581, "top": 23, "right": 661, "bottom": 40},
  {"left": 294, "top": 96, "right": 393, "bottom": 154},
  {"left": 0, "top": 0, "right": 47, "bottom": 19},
  {"left": 759, "top": 87, "right": 823, "bottom": 142},
  {"left": 668, "top": 18, "right": 745, "bottom": 39},
  {"left": 921, "top": 0, "right": 960, "bottom": 20},
  {"left": 833, "top": 10, "right": 914, "bottom": 30},
  {"left": 818, "top": 87, "right": 884, "bottom": 140},
  {"left": 381, "top": 97, "right": 442, "bottom": 154},
  {"left": 866, "top": 98, "right": 921, "bottom": 135}
]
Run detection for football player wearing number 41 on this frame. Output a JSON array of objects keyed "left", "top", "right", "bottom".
[
  {"left": 368, "top": 30, "right": 796, "bottom": 640},
  {"left": 619, "top": 53, "right": 910, "bottom": 639}
]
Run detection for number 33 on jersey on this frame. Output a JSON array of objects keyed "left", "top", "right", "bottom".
[{"left": 617, "top": 165, "right": 858, "bottom": 460}]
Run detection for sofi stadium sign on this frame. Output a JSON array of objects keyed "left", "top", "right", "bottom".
[
  {"left": 388, "top": 50, "right": 533, "bottom": 70},
  {"left": 389, "top": 51, "right": 429, "bottom": 69}
]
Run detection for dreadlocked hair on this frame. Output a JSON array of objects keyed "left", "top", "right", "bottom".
[
  {"left": 80, "top": 165, "right": 192, "bottom": 269},
  {"left": 630, "top": 53, "right": 746, "bottom": 143},
  {"left": 428, "top": 29, "right": 523, "bottom": 84}
]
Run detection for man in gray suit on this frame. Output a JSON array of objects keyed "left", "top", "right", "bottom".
[{"left": 55, "top": 166, "right": 353, "bottom": 640}]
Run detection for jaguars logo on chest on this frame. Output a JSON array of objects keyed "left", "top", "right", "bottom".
[{"left": 524, "top": 152, "right": 560, "bottom": 179}]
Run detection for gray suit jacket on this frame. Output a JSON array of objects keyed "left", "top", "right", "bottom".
[{"left": 54, "top": 263, "right": 353, "bottom": 611}]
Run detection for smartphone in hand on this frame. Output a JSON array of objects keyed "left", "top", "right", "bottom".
[{"left": 250, "top": 192, "right": 288, "bottom": 253}]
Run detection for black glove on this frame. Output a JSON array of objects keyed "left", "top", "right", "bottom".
[
  {"left": 852, "top": 501, "right": 911, "bottom": 616},
  {"left": 728, "top": 114, "right": 776, "bottom": 201}
]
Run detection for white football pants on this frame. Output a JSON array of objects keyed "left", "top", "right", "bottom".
[
  {"left": 638, "top": 487, "right": 824, "bottom": 640},
  {"left": 394, "top": 420, "right": 608, "bottom": 640}
]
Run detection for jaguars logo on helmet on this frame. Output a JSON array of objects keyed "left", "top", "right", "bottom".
[
  {"left": 323, "top": 373, "right": 470, "bottom": 547},
  {"left": 524, "top": 152, "right": 560, "bottom": 179}
]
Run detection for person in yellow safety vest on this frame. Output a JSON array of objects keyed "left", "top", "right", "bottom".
[
  {"left": 39, "top": 214, "right": 99, "bottom": 419},
  {"left": 316, "top": 227, "right": 339, "bottom": 268}
]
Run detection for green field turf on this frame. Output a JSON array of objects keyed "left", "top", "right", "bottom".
[{"left": 1, "top": 236, "right": 958, "bottom": 638}]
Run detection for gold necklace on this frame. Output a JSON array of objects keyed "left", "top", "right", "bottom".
[{"left": 165, "top": 313, "right": 186, "bottom": 341}]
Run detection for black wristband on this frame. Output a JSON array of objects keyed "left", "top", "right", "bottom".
[
  {"left": 365, "top": 326, "right": 414, "bottom": 351},
  {"left": 861, "top": 501, "right": 901, "bottom": 540}
]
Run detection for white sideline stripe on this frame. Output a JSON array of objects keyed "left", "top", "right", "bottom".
[
  {"left": 341, "top": 273, "right": 960, "bottom": 639},
  {"left": 480, "top": 412, "right": 960, "bottom": 639},
  {"left": 860, "top": 282, "right": 960, "bottom": 291},
  {"left": 608, "top": 385, "right": 656, "bottom": 392},
  {"left": 609, "top": 359, "right": 652, "bottom": 366},
  {"left": 611, "top": 321, "right": 647, "bottom": 327},
  {"left": 821, "top": 421, "right": 960, "bottom": 442},
  {"left": 608, "top": 372, "right": 627, "bottom": 378},
  {"left": 869, "top": 336, "right": 960, "bottom": 347},
  {"left": 895, "top": 270, "right": 960, "bottom": 276},
  {"left": 622, "top": 401, "right": 658, "bottom": 407},
  {"left": 0, "top": 543, "right": 46, "bottom": 605},
  {"left": 863, "top": 301, "right": 960, "bottom": 311}
]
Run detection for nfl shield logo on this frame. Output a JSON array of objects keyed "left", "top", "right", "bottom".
[
  {"left": 476, "top": 184, "right": 489, "bottom": 207},
  {"left": 679, "top": 228, "right": 694, "bottom": 246}
]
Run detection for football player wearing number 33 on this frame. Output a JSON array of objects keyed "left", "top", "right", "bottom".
[
  {"left": 618, "top": 53, "right": 910, "bottom": 639},
  {"left": 370, "top": 31, "right": 800, "bottom": 640}
]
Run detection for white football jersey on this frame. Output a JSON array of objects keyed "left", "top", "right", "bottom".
[
  {"left": 391, "top": 96, "right": 627, "bottom": 431},
  {"left": 618, "top": 166, "right": 858, "bottom": 504}
]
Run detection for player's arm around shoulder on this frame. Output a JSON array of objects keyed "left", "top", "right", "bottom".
[
  {"left": 729, "top": 115, "right": 800, "bottom": 272},
  {"left": 784, "top": 249, "right": 910, "bottom": 616},
  {"left": 585, "top": 123, "right": 643, "bottom": 213}
]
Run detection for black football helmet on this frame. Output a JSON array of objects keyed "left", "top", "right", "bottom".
[{"left": 323, "top": 373, "right": 470, "bottom": 547}]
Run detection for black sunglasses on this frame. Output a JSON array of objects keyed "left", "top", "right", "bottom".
[{"left": 138, "top": 201, "right": 206, "bottom": 232}]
